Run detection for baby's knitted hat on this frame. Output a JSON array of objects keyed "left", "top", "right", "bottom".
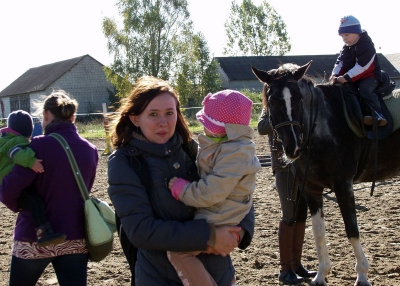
[
  {"left": 196, "top": 90, "right": 253, "bottom": 134},
  {"left": 7, "top": 110, "right": 33, "bottom": 137},
  {"left": 338, "top": 15, "right": 362, "bottom": 35}
]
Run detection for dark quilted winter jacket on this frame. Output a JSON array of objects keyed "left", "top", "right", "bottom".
[{"left": 108, "top": 133, "right": 254, "bottom": 285}]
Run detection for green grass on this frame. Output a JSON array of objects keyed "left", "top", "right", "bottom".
[
  {"left": 1, "top": 113, "right": 260, "bottom": 140},
  {"left": 77, "top": 119, "right": 259, "bottom": 139},
  {"left": 75, "top": 118, "right": 107, "bottom": 139},
  {"left": 71, "top": 103, "right": 262, "bottom": 139}
]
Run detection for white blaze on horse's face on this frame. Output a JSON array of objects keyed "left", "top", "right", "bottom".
[{"left": 282, "top": 87, "right": 301, "bottom": 156}]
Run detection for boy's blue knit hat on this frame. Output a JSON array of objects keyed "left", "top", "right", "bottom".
[
  {"left": 7, "top": 110, "right": 33, "bottom": 137},
  {"left": 338, "top": 15, "right": 362, "bottom": 35}
]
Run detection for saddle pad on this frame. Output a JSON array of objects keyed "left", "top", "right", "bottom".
[{"left": 383, "top": 89, "right": 400, "bottom": 132}]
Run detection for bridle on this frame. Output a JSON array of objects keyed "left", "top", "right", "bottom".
[{"left": 270, "top": 79, "right": 304, "bottom": 144}]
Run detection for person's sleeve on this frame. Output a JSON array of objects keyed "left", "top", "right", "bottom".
[
  {"left": 179, "top": 143, "right": 255, "bottom": 207},
  {"left": 11, "top": 146, "right": 37, "bottom": 168},
  {"left": 238, "top": 204, "right": 254, "bottom": 249},
  {"left": 107, "top": 151, "right": 211, "bottom": 252},
  {"left": 0, "top": 164, "right": 36, "bottom": 212},
  {"left": 332, "top": 50, "right": 344, "bottom": 76},
  {"left": 257, "top": 109, "right": 273, "bottom": 136}
]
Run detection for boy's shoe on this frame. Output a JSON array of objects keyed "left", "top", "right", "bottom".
[
  {"left": 376, "top": 111, "right": 387, "bottom": 126},
  {"left": 363, "top": 111, "right": 387, "bottom": 127},
  {"left": 36, "top": 223, "right": 67, "bottom": 247},
  {"left": 363, "top": 116, "right": 372, "bottom": 125}
]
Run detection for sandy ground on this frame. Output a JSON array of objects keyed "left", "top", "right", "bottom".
[{"left": 0, "top": 133, "right": 399, "bottom": 285}]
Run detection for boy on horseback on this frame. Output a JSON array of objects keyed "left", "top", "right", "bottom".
[{"left": 329, "top": 15, "right": 387, "bottom": 127}]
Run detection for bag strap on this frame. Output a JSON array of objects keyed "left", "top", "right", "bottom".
[
  {"left": 133, "top": 154, "right": 152, "bottom": 196},
  {"left": 49, "top": 133, "right": 89, "bottom": 201}
]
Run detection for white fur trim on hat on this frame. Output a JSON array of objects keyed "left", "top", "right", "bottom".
[{"left": 202, "top": 112, "right": 225, "bottom": 127}]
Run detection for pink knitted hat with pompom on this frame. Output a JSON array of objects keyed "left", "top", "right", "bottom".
[{"left": 196, "top": 89, "right": 253, "bottom": 134}]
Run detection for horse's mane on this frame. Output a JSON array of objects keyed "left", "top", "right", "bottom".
[
  {"left": 315, "top": 83, "right": 347, "bottom": 98},
  {"left": 279, "top": 63, "right": 299, "bottom": 74},
  {"left": 261, "top": 63, "right": 345, "bottom": 108},
  {"left": 278, "top": 63, "right": 316, "bottom": 84}
]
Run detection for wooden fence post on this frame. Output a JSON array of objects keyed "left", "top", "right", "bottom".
[{"left": 102, "top": 103, "right": 113, "bottom": 156}]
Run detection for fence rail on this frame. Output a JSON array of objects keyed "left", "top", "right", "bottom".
[{"left": 0, "top": 103, "right": 264, "bottom": 126}]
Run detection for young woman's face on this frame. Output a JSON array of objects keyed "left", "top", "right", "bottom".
[
  {"left": 41, "top": 110, "right": 55, "bottom": 130},
  {"left": 129, "top": 92, "right": 178, "bottom": 144}
]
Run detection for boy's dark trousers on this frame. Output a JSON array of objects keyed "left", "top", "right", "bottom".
[
  {"left": 17, "top": 187, "right": 46, "bottom": 228},
  {"left": 358, "top": 77, "right": 380, "bottom": 113}
]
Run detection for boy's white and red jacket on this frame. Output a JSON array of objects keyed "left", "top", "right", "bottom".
[{"left": 332, "top": 30, "right": 382, "bottom": 83}]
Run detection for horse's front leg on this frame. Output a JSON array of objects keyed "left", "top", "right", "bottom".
[
  {"left": 335, "top": 183, "right": 370, "bottom": 286},
  {"left": 305, "top": 191, "right": 331, "bottom": 286},
  {"left": 349, "top": 238, "right": 369, "bottom": 286}
]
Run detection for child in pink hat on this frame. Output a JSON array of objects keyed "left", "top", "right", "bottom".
[{"left": 168, "top": 90, "right": 261, "bottom": 286}]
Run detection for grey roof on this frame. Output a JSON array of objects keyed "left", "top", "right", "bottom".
[
  {"left": 0, "top": 54, "right": 102, "bottom": 97},
  {"left": 216, "top": 54, "right": 400, "bottom": 81},
  {"left": 384, "top": 53, "right": 400, "bottom": 74}
]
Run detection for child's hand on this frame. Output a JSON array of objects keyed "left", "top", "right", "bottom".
[
  {"left": 329, "top": 75, "right": 337, "bottom": 84},
  {"left": 337, "top": 76, "right": 348, "bottom": 84},
  {"left": 169, "top": 177, "right": 190, "bottom": 201},
  {"left": 31, "top": 159, "right": 44, "bottom": 173},
  {"left": 168, "top": 177, "right": 178, "bottom": 190}
]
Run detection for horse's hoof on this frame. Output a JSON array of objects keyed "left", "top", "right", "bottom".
[
  {"left": 310, "top": 281, "right": 327, "bottom": 286},
  {"left": 355, "top": 281, "right": 371, "bottom": 286},
  {"left": 311, "top": 277, "right": 328, "bottom": 286}
]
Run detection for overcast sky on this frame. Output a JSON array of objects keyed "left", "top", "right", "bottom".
[{"left": 0, "top": 0, "right": 397, "bottom": 91}]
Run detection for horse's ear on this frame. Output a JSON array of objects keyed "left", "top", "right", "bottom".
[
  {"left": 252, "top": 66, "right": 272, "bottom": 84},
  {"left": 294, "top": 60, "right": 312, "bottom": 80}
]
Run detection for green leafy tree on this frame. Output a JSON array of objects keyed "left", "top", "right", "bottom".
[
  {"left": 224, "top": 0, "right": 291, "bottom": 56},
  {"left": 173, "top": 28, "right": 222, "bottom": 108},
  {"left": 102, "top": 0, "right": 191, "bottom": 97}
]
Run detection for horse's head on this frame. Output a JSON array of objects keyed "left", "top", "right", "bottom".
[{"left": 252, "top": 61, "right": 312, "bottom": 160}]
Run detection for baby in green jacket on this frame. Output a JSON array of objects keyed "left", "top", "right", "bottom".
[{"left": 0, "top": 110, "right": 66, "bottom": 247}]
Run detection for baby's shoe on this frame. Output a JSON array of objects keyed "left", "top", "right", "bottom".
[{"left": 36, "top": 223, "right": 67, "bottom": 247}]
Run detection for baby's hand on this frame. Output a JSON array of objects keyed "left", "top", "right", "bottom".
[
  {"left": 169, "top": 177, "right": 178, "bottom": 190},
  {"left": 169, "top": 177, "right": 190, "bottom": 201},
  {"left": 31, "top": 159, "right": 44, "bottom": 173}
]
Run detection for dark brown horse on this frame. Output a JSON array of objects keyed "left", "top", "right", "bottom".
[{"left": 252, "top": 61, "right": 400, "bottom": 286}]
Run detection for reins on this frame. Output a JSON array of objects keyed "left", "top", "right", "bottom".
[
  {"left": 370, "top": 108, "right": 379, "bottom": 196},
  {"left": 290, "top": 81, "right": 319, "bottom": 224}
]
